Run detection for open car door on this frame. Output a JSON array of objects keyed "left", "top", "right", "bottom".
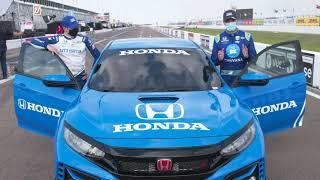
[
  {"left": 232, "top": 41, "right": 306, "bottom": 135},
  {"left": 13, "top": 43, "right": 80, "bottom": 138}
]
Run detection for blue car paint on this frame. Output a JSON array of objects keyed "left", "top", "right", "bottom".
[
  {"left": 42, "top": 74, "right": 72, "bottom": 83},
  {"left": 234, "top": 73, "right": 306, "bottom": 134},
  {"left": 108, "top": 38, "right": 199, "bottom": 50},
  {"left": 64, "top": 86, "right": 253, "bottom": 140},
  {"left": 13, "top": 38, "right": 306, "bottom": 179},
  {"left": 240, "top": 72, "right": 270, "bottom": 81},
  {"left": 13, "top": 75, "right": 80, "bottom": 137}
]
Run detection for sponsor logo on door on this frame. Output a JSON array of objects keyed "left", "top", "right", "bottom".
[
  {"left": 17, "top": 99, "right": 63, "bottom": 118},
  {"left": 252, "top": 100, "right": 298, "bottom": 116}
]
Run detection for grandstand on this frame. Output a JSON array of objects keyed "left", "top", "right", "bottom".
[{"left": 0, "top": 0, "right": 99, "bottom": 31}]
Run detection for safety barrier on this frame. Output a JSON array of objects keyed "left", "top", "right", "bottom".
[{"left": 157, "top": 27, "right": 320, "bottom": 89}]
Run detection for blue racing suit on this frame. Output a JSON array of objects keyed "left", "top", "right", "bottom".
[
  {"left": 211, "top": 30, "right": 257, "bottom": 85},
  {"left": 31, "top": 34, "right": 100, "bottom": 88}
]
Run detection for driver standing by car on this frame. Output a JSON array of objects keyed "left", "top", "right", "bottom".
[
  {"left": 31, "top": 15, "right": 100, "bottom": 88},
  {"left": 211, "top": 10, "right": 257, "bottom": 85}
]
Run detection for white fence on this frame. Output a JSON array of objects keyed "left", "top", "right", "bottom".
[{"left": 156, "top": 27, "right": 320, "bottom": 89}]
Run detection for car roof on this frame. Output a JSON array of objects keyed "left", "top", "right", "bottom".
[{"left": 108, "top": 38, "right": 199, "bottom": 50}]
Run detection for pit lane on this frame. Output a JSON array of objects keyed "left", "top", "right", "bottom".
[{"left": 0, "top": 27, "right": 319, "bottom": 179}]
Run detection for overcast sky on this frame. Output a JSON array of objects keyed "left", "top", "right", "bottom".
[{"left": 52, "top": 0, "right": 320, "bottom": 24}]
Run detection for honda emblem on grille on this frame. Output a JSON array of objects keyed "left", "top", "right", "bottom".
[{"left": 157, "top": 159, "right": 172, "bottom": 172}]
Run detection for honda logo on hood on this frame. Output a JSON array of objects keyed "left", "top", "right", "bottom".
[{"left": 135, "top": 103, "right": 184, "bottom": 120}]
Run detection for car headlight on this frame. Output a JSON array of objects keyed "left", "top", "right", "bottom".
[
  {"left": 220, "top": 124, "right": 256, "bottom": 156},
  {"left": 64, "top": 127, "right": 105, "bottom": 158}
]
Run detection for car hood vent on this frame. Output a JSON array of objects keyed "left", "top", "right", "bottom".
[{"left": 138, "top": 96, "right": 179, "bottom": 102}]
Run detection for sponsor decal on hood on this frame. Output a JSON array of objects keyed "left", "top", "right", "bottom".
[
  {"left": 113, "top": 103, "right": 209, "bottom": 133},
  {"left": 119, "top": 49, "right": 191, "bottom": 56},
  {"left": 113, "top": 122, "right": 210, "bottom": 133}
]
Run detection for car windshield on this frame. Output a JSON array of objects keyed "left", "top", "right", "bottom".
[{"left": 89, "top": 48, "right": 220, "bottom": 92}]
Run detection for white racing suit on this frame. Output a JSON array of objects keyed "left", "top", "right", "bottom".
[{"left": 31, "top": 34, "right": 100, "bottom": 87}]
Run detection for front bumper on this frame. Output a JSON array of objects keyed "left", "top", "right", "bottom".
[{"left": 55, "top": 123, "right": 265, "bottom": 180}]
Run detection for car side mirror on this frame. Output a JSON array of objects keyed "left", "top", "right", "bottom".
[
  {"left": 237, "top": 72, "right": 270, "bottom": 86},
  {"left": 42, "top": 74, "right": 76, "bottom": 88}
]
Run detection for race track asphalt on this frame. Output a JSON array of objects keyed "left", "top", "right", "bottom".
[{"left": 0, "top": 27, "right": 319, "bottom": 180}]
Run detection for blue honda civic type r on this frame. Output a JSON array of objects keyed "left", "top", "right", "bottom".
[{"left": 13, "top": 38, "right": 306, "bottom": 179}]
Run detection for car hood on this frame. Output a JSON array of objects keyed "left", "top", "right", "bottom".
[{"left": 65, "top": 87, "right": 253, "bottom": 139}]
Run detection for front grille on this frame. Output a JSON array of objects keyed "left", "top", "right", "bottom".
[
  {"left": 118, "top": 160, "right": 156, "bottom": 174},
  {"left": 117, "top": 157, "right": 212, "bottom": 175},
  {"left": 90, "top": 152, "right": 231, "bottom": 177}
]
